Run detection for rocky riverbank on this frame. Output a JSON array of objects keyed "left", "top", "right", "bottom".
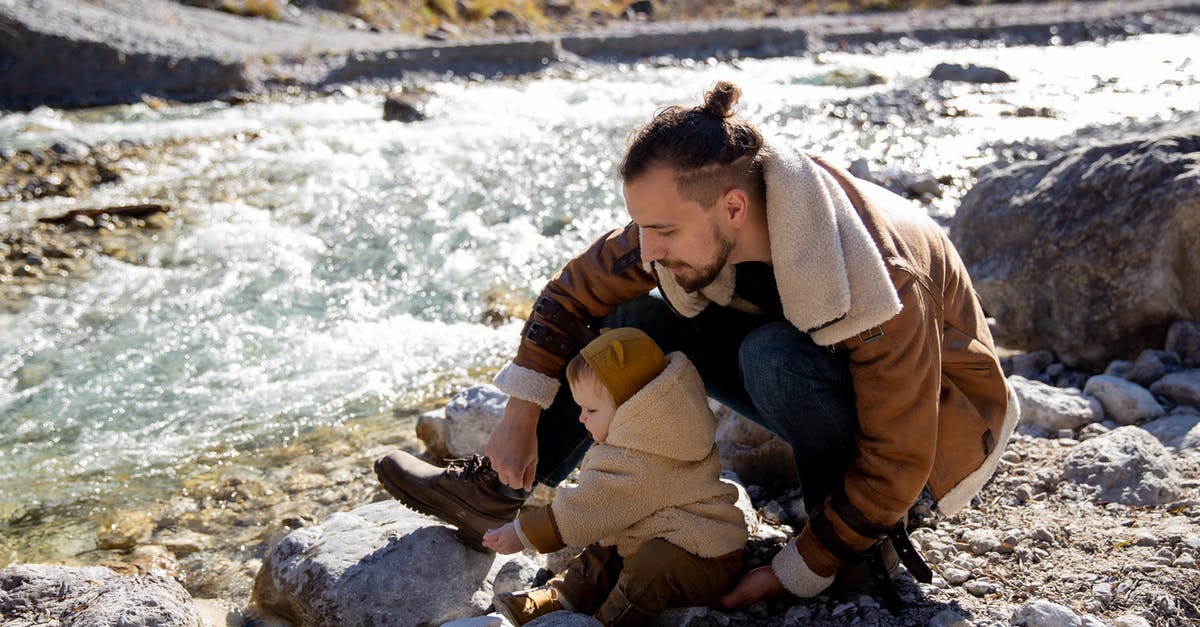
[{"left": 3, "top": 0, "right": 1200, "bottom": 109}]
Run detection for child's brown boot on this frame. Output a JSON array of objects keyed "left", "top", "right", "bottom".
[{"left": 492, "top": 586, "right": 562, "bottom": 626}]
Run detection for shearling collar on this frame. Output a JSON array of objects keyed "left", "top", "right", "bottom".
[{"left": 651, "top": 139, "right": 902, "bottom": 346}]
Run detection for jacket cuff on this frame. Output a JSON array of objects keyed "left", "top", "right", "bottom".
[
  {"left": 517, "top": 506, "right": 566, "bottom": 553},
  {"left": 513, "top": 518, "right": 535, "bottom": 552},
  {"left": 772, "top": 537, "right": 835, "bottom": 598},
  {"left": 493, "top": 362, "right": 560, "bottom": 409}
]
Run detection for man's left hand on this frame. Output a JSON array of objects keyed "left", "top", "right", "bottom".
[{"left": 715, "top": 565, "right": 784, "bottom": 609}]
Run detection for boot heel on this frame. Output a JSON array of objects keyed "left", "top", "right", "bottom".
[{"left": 455, "top": 526, "right": 490, "bottom": 553}]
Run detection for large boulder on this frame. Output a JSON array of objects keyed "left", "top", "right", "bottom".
[
  {"left": 251, "top": 500, "right": 541, "bottom": 626},
  {"left": 951, "top": 119, "right": 1200, "bottom": 370},
  {"left": 1061, "top": 426, "right": 1182, "bottom": 506},
  {"left": 0, "top": 564, "right": 201, "bottom": 626}
]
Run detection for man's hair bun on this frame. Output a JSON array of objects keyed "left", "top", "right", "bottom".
[{"left": 700, "top": 81, "right": 741, "bottom": 119}]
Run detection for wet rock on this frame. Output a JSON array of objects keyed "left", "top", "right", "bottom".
[
  {"left": 952, "top": 120, "right": 1200, "bottom": 370},
  {"left": 1009, "top": 375, "right": 1103, "bottom": 434},
  {"left": 251, "top": 500, "right": 541, "bottom": 626},
  {"left": 96, "top": 509, "right": 156, "bottom": 550},
  {"left": 0, "top": 564, "right": 201, "bottom": 626},
  {"left": 1149, "top": 370, "right": 1200, "bottom": 410},
  {"left": 820, "top": 68, "right": 886, "bottom": 88},
  {"left": 1083, "top": 375, "right": 1165, "bottom": 425},
  {"left": 930, "top": 62, "right": 1015, "bottom": 83},
  {"left": 1061, "top": 426, "right": 1182, "bottom": 506},
  {"left": 383, "top": 94, "right": 428, "bottom": 123}
]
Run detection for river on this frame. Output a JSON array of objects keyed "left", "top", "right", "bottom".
[{"left": 1, "top": 31, "right": 1197, "bottom": 567}]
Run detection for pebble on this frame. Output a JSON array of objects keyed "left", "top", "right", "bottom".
[
  {"left": 964, "top": 579, "right": 995, "bottom": 596},
  {"left": 928, "top": 608, "right": 970, "bottom": 627},
  {"left": 942, "top": 566, "right": 971, "bottom": 585},
  {"left": 1011, "top": 599, "right": 1081, "bottom": 626},
  {"left": 1133, "top": 531, "right": 1158, "bottom": 547},
  {"left": 962, "top": 529, "right": 1001, "bottom": 555}
]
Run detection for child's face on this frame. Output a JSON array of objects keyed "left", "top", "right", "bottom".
[{"left": 569, "top": 375, "right": 618, "bottom": 444}]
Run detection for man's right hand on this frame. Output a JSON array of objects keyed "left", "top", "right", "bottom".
[{"left": 485, "top": 397, "right": 541, "bottom": 491}]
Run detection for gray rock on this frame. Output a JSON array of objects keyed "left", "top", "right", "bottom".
[
  {"left": 528, "top": 610, "right": 604, "bottom": 626},
  {"left": 0, "top": 564, "right": 201, "bottom": 626},
  {"left": 714, "top": 403, "right": 798, "bottom": 487},
  {"left": 251, "top": 500, "right": 541, "bottom": 626},
  {"left": 1140, "top": 414, "right": 1200, "bottom": 453},
  {"left": 1105, "top": 360, "right": 1134, "bottom": 378},
  {"left": 928, "top": 608, "right": 970, "bottom": 627},
  {"left": 418, "top": 385, "right": 508, "bottom": 460},
  {"left": 1010, "top": 375, "right": 1104, "bottom": 434},
  {"left": 1126, "top": 349, "right": 1182, "bottom": 387},
  {"left": 1166, "top": 320, "right": 1200, "bottom": 366},
  {"left": 1061, "top": 426, "right": 1182, "bottom": 506},
  {"left": 1011, "top": 350, "right": 1056, "bottom": 379},
  {"left": 1083, "top": 375, "right": 1165, "bottom": 424},
  {"left": 442, "top": 615, "right": 507, "bottom": 627},
  {"left": 951, "top": 122, "right": 1200, "bottom": 370},
  {"left": 1149, "top": 370, "right": 1200, "bottom": 409},
  {"left": 962, "top": 529, "right": 1001, "bottom": 556},
  {"left": 1012, "top": 600, "right": 1082, "bottom": 626},
  {"left": 1113, "top": 616, "right": 1153, "bottom": 627},
  {"left": 930, "top": 62, "right": 1016, "bottom": 83}
]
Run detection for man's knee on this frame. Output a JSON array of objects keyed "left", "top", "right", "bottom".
[{"left": 738, "top": 322, "right": 851, "bottom": 391}]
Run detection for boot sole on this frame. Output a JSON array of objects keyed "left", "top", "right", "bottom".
[{"left": 374, "top": 457, "right": 506, "bottom": 552}]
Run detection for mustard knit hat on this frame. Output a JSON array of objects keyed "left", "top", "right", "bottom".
[{"left": 579, "top": 327, "right": 668, "bottom": 405}]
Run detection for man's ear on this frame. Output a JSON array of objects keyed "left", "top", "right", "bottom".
[{"left": 722, "top": 188, "right": 751, "bottom": 228}]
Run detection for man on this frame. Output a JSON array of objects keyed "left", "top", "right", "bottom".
[{"left": 376, "top": 81, "right": 1018, "bottom": 608}]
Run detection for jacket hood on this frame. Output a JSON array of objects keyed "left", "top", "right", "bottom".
[{"left": 603, "top": 352, "right": 717, "bottom": 462}]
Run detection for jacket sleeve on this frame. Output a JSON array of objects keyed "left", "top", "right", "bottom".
[
  {"left": 494, "top": 223, "right": 657, "bottom": 408},
  {"left": 789, "top": 268, "right": 942, "bottom": 582}
]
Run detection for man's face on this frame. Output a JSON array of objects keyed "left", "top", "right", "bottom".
[{"left": 624, "top": 165, "right": 735, "bottom": 293}]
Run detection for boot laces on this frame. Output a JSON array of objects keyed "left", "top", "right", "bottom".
[{"left": 446, "top": 454, "right": 498, "bottom": 483}]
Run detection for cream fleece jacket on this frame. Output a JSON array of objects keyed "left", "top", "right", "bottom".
[{"left": 518, "top": 352, "right": 748, "bottom": 559}]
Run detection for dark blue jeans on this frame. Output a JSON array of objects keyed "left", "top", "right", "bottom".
[{"left": 534, "top": 294, "right": 858, "bottom": 510}]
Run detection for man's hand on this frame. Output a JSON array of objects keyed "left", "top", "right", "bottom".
[
  {"left": 715, "top": 566, "right": 784, "bottom": 609},
  {"left": 482, "top": 522, "right": 524, "bottom": 554},
  {"left": 485, "top": 397, "right": 540, "bottom": 491}
]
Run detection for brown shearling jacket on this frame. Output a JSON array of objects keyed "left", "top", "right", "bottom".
[{"left": 493, "top": 147, "right": 1016, "bottom": 582}]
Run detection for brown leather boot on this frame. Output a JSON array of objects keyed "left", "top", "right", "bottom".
[
  {"left": 493, "top": 586, "right": 562, "bottom": 626},
  {"left": 374, "top": 451, "right": 529, "bottom": 550}
]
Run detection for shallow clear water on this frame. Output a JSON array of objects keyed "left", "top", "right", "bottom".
[{"left": 1, "top": 32, "right": 1197, "bottom": 561}]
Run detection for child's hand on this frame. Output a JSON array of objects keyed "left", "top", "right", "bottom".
[{"left": 482, "top": 523, "right": 523, "bottom": 554}]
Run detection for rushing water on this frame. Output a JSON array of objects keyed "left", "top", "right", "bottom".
[{"left": 1, "top": 32, "right": 1197, "bottom": 564}]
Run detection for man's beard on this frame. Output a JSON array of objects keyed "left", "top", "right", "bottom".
[{"left": 666, "top": 220, "right": 734, "bottom": 293}]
